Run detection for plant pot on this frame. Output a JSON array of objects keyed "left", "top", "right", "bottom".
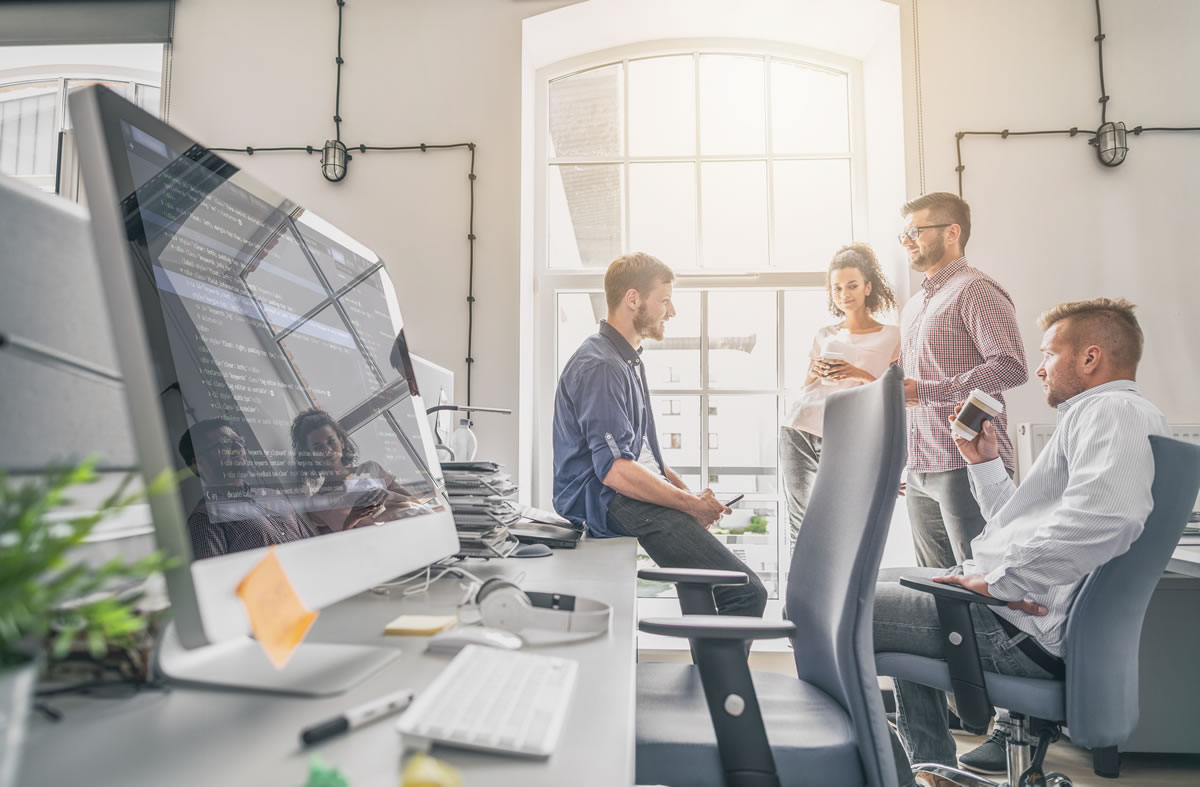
[{"left": 0, "top": 658, "right": 39, "bottom": 787}]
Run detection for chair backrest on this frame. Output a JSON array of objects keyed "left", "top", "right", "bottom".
[
  {"left": 786, "top": 363, "right": 905, "bottom": 787},
  {"left": 1062, "top": 435, "right": 1200, "bottom": 747}
]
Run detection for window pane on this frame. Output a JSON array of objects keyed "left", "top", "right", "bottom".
[
  {"left": 712, "top": 500, "right": 780, "bottom": 596},
  {"left": 707, "top": 291, "right": 777, "bottom": 390},
  {"left": 771, "top": 61, "right": 849, "bottom": 153},
  {"left": 643, "top": 290, "right": 700, "bottom": 389},
  {"left": 243, "top": 225, "right": 329, "bottom": 333},
  {"left": 652, "top": 394, "right": 700, "bottom": 480},
  {"left": 547, "top": 164, "right": 623, "bottom": 269},
  {"left": 280, "top": 304, "right": 380, "bottom": 416},
  {"left": 555, "top": 292, "right": 606, "bottom": 374},
  {"left": 783, "top": 289, "right": 833, "bottom": 397},
  {"left": 707, "top": 394, "right": 778, "bottom": 495},
  {"left": 0, "top": 86, "right": 57, "bottom": 178},
  {"left": 548, "top": 64, "right": 622, "bottom": 158},
  {"left": 64, "top": 79, "right": 126, "bottom": 129},
  {"left": 700, "top": 161, "right": 767, "bottom": 270},
  {"left": 339, "top": 270, "right": 405, "bottom": 385},
  {"left": 699, "top": 55, "right": 766, "bottom": 155},
  {"left": 629, "top": 162, "right": 697, "bottom": 269},
  {"left": 772, "top": 159, "right": 852, "bottom": 271},
  {"left": 628, "top": 56, "right": 695, "bottom": 157},
  {"left": 136, "top": 84, "right": 161, "bottom": 117}
]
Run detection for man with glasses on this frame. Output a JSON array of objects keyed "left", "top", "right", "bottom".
[{"left": 179, "top": 418, "right": 314, "bottom": 560}]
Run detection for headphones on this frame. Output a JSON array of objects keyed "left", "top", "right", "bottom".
[{"left": 469, "top": 577, "right": 612, "bottom": 645}]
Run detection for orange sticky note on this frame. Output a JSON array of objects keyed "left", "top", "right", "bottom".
[{"left": 236, "top": 547, "right": 318, "bottom": 669}]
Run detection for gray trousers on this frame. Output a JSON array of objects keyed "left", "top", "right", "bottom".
[
  {"left": 875, "top": 568, "right": 1057, "bottom": 786},
  {"left": 905, "top": 468, "right": 989, "bottom": 569},
  {"left": 779, "top": 426, "right": 822, "bottom": 554}
]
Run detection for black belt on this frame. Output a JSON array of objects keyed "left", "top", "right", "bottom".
[{"left": 993, "top": 614, "right": 1065, "bottom": 680}]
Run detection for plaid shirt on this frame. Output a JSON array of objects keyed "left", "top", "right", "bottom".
[{"left": 900, "top": 257, "right": 1028, "bottom": 472}]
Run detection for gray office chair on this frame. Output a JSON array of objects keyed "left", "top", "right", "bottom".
[
  {"left": 635, "top": 364, "right": 906, "bottom": 787},
  {"left": 877, "top": 435, "right": 1200, "bottom": 787}
]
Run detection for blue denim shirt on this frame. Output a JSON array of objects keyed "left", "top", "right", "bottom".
[{"left": 552, "top": 321, "right": 665, "bottom": 537}]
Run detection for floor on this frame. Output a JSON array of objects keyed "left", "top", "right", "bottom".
[{"left": 638, "top": 650, "right": 1200, "bottom": 785}]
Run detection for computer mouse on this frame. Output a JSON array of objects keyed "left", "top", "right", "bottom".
[
  {"left": 511, "top": 543, "right": 553, "bottom": 558},
  {"left": 425, "top": 625, "right": 524, "bottom": 655}
]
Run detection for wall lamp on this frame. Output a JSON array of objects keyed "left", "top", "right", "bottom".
[{"left": 1095, "top": 121, "right": 1128, "bottom": 167}]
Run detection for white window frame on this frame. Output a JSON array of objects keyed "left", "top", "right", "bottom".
[{"left": 532, "top": 38, "right": 869, "bottom": 597}]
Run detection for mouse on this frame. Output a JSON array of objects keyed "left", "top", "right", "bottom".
[
  {"left": 511, "top": 543, "right": 553, "bottom": 558},
  {"left": 425, "top": 625, "right": 524, "bottom": 655}
]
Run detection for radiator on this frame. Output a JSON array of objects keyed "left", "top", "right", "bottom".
[{"left": 1016, "top": 422, "right": 1200, "bottom": 483}]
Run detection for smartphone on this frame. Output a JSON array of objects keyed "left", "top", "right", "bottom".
[{"left": 723, "top": 494, "right": 744, "bottom": 507}]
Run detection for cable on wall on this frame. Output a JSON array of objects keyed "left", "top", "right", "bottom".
[
  {"left": 952, "top": 0, "right": 1200, "bottom": 196},
  {"left": 206, "top": 0, "right": 481, "bottom": 405}
]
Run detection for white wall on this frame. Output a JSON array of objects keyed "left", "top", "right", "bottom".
[
  {"left": 166, "top": 0, "right": 572, "bottom": 475},
  {"left": 899, "top": 0, "right": 1200, "bottom": 436}
]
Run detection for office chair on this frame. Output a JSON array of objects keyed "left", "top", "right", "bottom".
[
  {"left": 635, "top": 364, "right": 906, "bottom": 787},
  {"left": 876, "top": 435, "right": 1200, "bottom": 787}
]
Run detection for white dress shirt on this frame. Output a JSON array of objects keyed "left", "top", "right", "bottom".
[{"left": 961, "top": 380, "right": 1167, "bottom": 657}]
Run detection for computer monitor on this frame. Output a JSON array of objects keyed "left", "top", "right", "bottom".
[
  {"left": 69, "top": 85, "right": 459, "bottom": 695},
  {"left": 409, "top": 353, "right": 454, "bottom": 460}
]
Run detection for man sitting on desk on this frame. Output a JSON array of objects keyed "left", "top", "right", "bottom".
[
  {"left": 877, "top": 298, "right": 1167, "bottom": 786},
  {"left": 179, "top": 418, "right": 316, "bottom": 560},
  {"left": 552, "top": 252, "right": 767, "bottom": 617}
]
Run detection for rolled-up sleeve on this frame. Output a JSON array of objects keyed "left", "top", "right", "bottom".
[{"left": 570, "top": 361, "right": 638, "bottom": 482}]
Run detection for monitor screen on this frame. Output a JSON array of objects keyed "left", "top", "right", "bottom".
[{"left": 92, "top": 94, "right": 448, "bottom": 562}]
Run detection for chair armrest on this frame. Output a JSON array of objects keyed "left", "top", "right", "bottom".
[
  {"left": 899, "top": 575, "right": 1006, "bottom": 606},
  {"left": 637, "top": 567, "right": 749, "bottom": 586},
  {"left": 897, "top": 575, "right": 999, "bottom": 730},
  {"left": 639, "top": 616, "right": 795, "bottom": 641}
]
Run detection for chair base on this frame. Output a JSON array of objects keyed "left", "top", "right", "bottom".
[{"left": 913, "top": 763, "right": 1073, "bottom": 787}]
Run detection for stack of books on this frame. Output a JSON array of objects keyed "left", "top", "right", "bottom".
[{"left": 440, "top": 461, "right": 520, "bottom": 558}]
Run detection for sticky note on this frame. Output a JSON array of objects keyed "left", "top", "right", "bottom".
[
  {"left": 236, "top": 547, "right": 318, "bottom": 669},
  {"left": 384, "top": 614, "right": 459, "bottom": 636},
  {"left": 402, "top": 753, "right": 462, "bottom": 787}
]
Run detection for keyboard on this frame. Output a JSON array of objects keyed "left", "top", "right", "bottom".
[{"left": 395, "top": 644, "right": 578, "bottom": 758}]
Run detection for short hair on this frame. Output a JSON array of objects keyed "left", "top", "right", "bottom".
[
  {"left": 826, "top": 243, "right": 897, "bottom": 317},
  {"left": 179, "top": 417, "right": 233, "bottom": 473},
  {"left": 290, "top": 408, "right": 358, "bottom": 478},
  {"left": 901, "top": 192, "right": 972, "bottom": 251},
  {"left": 1037, "top": 297, "right": 1144, "bottom": 369},
  {"left": 604, "top": 252, "right": 675, "bottom": 312}
]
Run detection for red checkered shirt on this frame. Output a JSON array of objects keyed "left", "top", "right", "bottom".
[{"left": 899, "top": 257, "right": 1028, "bottom": 472}]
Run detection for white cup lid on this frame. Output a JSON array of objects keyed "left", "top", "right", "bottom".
[{"left": 967, "top": 389, "right": 1003, "bottom": 413}]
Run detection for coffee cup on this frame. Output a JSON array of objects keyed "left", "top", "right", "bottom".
[
  {"left": 951, "top": 389, "right": 1003, "bottom": 441},
  {"left": 819, "top": 350, "right": 846, "bottom": 386}
]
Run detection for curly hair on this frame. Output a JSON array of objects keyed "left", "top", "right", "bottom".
[
  {"left": 290, "top": 408, "right": 358, "bottom": 479},
  {"left": 825, "top": 243, "right": 897, "bottom": 317}
]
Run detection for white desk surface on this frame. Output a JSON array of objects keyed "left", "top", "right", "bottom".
[
  {"left": 1168, "top": 543, "right": 1200, "bottom": 578},
  {"left": 21, "top": 538, "right": 639, "bottom": 787}
]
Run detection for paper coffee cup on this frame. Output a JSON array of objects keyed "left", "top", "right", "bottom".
[
  {"left": 819, "top": 351, "right": 846, "bottom": 386},
  {"left": 951, "top": 389, "right": 1003, "bottom": 440}
]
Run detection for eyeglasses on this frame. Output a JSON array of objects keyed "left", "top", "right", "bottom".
[{"left": 897, "top": 224, "right": 952, "bottom": 244}]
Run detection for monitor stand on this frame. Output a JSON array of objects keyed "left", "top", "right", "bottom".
[{"left": 155, "top": 621, "right": 400, "bottom": 697}]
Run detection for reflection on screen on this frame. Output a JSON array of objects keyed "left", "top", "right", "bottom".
[{"left": 116, "top": 120, "right": 445, "bottom": 561}]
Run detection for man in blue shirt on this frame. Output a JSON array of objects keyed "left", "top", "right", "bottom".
[{"left": 553, "top": 252, "right": 767, "bottom": 617}]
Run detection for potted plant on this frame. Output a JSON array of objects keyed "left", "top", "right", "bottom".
[{"left": 0, "top": 459, "right": 175, "bottom": 787}]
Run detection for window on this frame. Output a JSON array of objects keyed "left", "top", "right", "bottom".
[{"left": 537, "top": 42, "right": 864, "bottom": 599}]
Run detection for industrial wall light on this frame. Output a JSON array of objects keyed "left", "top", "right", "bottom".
[
  {"left": 1095, "top": 121, "right": 1128, "bottom": 167},
  {"left": 321, "top": 139, "right": 349, "bottom": 182}
]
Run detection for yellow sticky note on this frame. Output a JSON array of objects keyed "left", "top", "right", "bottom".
[
  {"left": 236, "top": 547, "right": 318, "bottom": 669},
  {"left": 384, "top": 614, "right": 459, "bottom": 636},
  {"left": 402, "top": 753, "right": 462, "bottom": 787}
]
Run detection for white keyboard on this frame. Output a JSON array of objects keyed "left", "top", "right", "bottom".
[{"left": 395, "top": 644, "right": 578, "bottom": 758}]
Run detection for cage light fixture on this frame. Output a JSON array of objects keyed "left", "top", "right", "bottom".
[
  {"left": 1096, "top": 121, "right": 1128, "bottom": 167},
  {"left": 321, "top": 139, "right": 349, "bottom": 181}
]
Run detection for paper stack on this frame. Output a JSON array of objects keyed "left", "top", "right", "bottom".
[{"left": 440, "top": 461, "right": 520, "bottom": 558}]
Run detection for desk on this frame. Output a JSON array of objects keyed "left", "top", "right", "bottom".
[
  {"left": 1167, "top": 543, "right": 1200, "bottom": 577},
  {"left": 21, "top": 538, "right": 638, "bottom": 787}
]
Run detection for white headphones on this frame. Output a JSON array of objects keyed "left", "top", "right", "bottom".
[{"left": 470, "top": 577, "right": 611, "bottom": 645}]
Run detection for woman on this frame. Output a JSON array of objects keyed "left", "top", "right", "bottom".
[
  {"left": 781, "top": 243, "right": 899, "bottom": 551},
  {"left": 290, "top": 408, "right": 415, "bottom": 533}
]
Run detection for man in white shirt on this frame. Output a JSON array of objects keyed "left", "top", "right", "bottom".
[{"left": 876, "top": 297, "right": 1168, "bottom": 786}]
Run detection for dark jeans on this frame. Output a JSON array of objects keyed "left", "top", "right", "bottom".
[
  {"left": 608, "top": 493, "right": 768, "bottom": 617},
  {"left": 875, "top": 568, "right": 1057, "bottom": 786},
  {"left": 906, "top": 468, "right": 990, "bottom": 569}
]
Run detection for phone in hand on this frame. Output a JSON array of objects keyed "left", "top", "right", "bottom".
[{"left": 723, "top": 494, "right": 744, "bottom": 507}]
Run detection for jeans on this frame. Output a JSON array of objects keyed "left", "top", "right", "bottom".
[
  {"left": 779, "top": 426, "right": 822, "bottom": 554},
  {"left": 906, "top": 468, "right": 990, "bottom": 569},
  {"left": 607, "top": 493, "right": 768, "bottom": 617},
  {"left": 874, "top": 567, "right": 1057, "bottom": 786}
]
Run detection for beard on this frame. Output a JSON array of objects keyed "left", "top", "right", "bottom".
[
  {"left": 634, "top": 303, "right": 666, "bottom": 341},
  {"left": 1044, "top": 369, "right": 1086, "bottom": 407},
  {"left": 909, "top": 233, "right": 946, "bottom": 272}
]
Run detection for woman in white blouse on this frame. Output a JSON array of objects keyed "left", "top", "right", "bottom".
[{"left": 781, "top": 243, "right": 900, "bottom": 551}]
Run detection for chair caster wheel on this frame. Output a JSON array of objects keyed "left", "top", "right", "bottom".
[{"left": 1044, "top": 774, "right": 1072, "bottom": 787}]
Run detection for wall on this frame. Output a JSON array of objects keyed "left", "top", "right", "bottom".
[
  {"left": 166, "top": 0, "right": 572, "bottom": 475},
  {"left": 899, "top": 0, "right": 1200, "bottom": 435}
]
